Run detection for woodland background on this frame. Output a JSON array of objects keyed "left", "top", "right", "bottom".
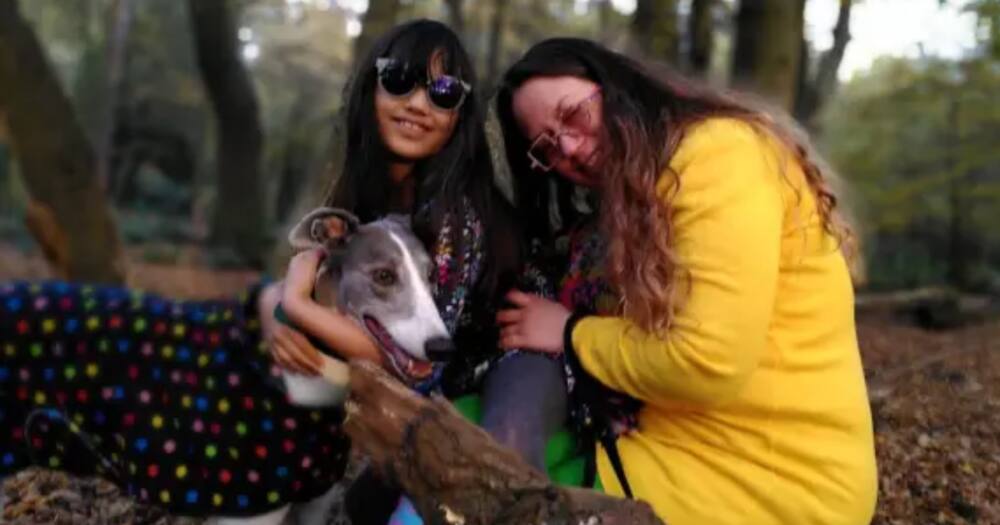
[
  {"left": 0, "top": 1, "right": 999, "bottom": 524},
  {"left": 0, "top": 0, "right": 998, "bottom": 291}
]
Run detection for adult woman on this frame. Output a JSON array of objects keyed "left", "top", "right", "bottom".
[{"left": 494, "top": 38, "right": 877, "bottom": 524}]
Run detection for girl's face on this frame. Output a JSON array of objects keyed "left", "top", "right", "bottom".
[
  {"left": 375, "top": 51, "right": 462, "bottom": 163},
  {"left": 511, "top": 75, "right": 604, "bottom": 187}
]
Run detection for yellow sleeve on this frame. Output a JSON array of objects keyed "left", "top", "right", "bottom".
[{"left": 572, "top": 120, "right": 785, "bottom": 407}]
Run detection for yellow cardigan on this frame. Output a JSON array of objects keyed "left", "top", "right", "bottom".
[{"left": 571, "top": 118, "right": 877, "bottom": 524}]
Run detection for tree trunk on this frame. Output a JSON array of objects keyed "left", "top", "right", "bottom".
[
  {"left": 731, "top": 0, "right": 805, "bottom": 112},
  {"left": 444, "top": 0, "right": 465, "bottom": 42},
  {"left": 343, "top": 361, "right": 665, "bottom": 525},
  {"left": 269, "top": 111, "right": 346, "bottom": 273},
  {"left": 96, "top": 0, "right": 134, "bottom": 190},
  {"left": 274, "top": 95, "right": 315, "bottom": 226},
  {"left": 688, "top": 0, "right": 715, "bottom": 75},
  {"left": 483, "top": 0, "right": 507, "bottom": 92},
  {"left": 598, "top": 0, "right": 614, "bottom": 45},
  {"left": 188, "top": 0, "right": 266, "bottom": 267},
  {"left": 794, "top": 0, "right": 853, "bottom": 125},
  {"left": 353, "top": 0, "right": 401, "bottom": 66},
  {"left": 946, "top": 95, "right": 969, "bottom": 289},
  {"left": 631, "top": 0, "right": 680, "bottom": 65},
  {"left": 71, "top": 0, "right": 107, "bottom": 143},
  {"left": 0, "top": 0, "right": 125, "bottom": 283},
  {"left": 0, "top": 107, "right": 9, "bottom": 214}
]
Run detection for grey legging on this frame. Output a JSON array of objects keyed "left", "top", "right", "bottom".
[{"left": 480, "top": 352, "right": 568, "bottom": 471}]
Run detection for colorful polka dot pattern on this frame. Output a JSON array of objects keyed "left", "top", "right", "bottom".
[{"left": 0, "top": 281, "right": 349, "bottom": 516}]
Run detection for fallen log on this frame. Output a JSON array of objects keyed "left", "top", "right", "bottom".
[{"left": 341, "top": 360, "right": 665, "bottom": 525}]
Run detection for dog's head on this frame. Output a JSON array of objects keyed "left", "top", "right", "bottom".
[{"left": 288, "top": 207, "right": 454, "bottom": 388}]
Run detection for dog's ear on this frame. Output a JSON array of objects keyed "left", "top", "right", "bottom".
[{"left": 288, "top": 207, "right": 360, "bottom": 250}]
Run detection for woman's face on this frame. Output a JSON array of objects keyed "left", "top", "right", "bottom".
[
  {"left": 511, "top": 75, "right": 604, "bottom": 187},
  {"left": 375, "top": 51, "right": 461, "bottom": 163}
]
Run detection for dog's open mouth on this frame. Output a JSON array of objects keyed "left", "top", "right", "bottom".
[{"left": 362, "top": 315, "right": 434, "bottom": 382}]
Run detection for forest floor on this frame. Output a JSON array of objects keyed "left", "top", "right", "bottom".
[{"left": 1, "top": 243, "right": 998, "bottom": 524}]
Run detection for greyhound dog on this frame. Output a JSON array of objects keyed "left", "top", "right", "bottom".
[
  {"left": 0, "top": 207, "right": 454, "bottom": 525},
  {"left": 279, "top": 207, "right": 454, "bottom": 409}
]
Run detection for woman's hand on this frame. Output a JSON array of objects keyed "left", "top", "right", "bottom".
[{"left": 496, "top": 290, "right": 571, "bottom": 354}]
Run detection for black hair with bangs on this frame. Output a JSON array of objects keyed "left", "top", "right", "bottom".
[{"left": 326, "top": 19, "right": 520, "bottom": 298}]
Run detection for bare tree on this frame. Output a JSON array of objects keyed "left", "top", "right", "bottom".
[
  {"left": 732, "top": 0, "right": 806, "bottom": 112},
  {"left": 0, "top": 0, "right": 125, "bottom": 283},
  {"left": 597, "top": 0, "right": 614, "bottom": 44},
  {"left": 353, "top": 0, "right": 401, "bottom": 66},
  {"left": 484, "top": 0, "right": 508, "bottom": 91},
  {"left": 188, "top": 0, "right": 266, "bottom": 267},
  {"left": 688, "top": 0, "right": 715, "bottom": 75},
  {"left": 0, "top": 105, "right": 12, "bottom": 216},
  {"left": 795, "top": 0, "right": 854, "bottom": 125},
  {"left": 96, "top": 0, "right": 134, "bottom": 190},
  {"left": 631, "top": 0, "right": 680, "bottom": 64},
  {"left": 444, "top": 0, "right": 464, "bottom": 41}
]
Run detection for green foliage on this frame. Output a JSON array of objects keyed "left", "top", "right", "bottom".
[
  {"left": 820, "top": 56, "right": 1000, "bottom": 290},
  {"left": 10, "top": 0, "right": 993, "bottom": 283},
  {"left": 961, "top": 0, "right": 1000, "bottom": 58}
]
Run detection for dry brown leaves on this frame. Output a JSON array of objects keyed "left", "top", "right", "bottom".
[
  {"left": 0, "top": 468, "right": 199, "bottom": 525},
  {"left": 860, "top": 315, "right": 1000, "bottom": 525}
]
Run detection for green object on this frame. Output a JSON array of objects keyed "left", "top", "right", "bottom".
[
  {"left": 452, "top": 395, "right": 594, "bottom": 488},
  {"left": 273, "top": 301, "right": 291, "bottom": 325}
]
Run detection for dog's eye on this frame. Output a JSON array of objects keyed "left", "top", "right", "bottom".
[{"left": 373, "top": 269, "right": 397, "bottom": 287}]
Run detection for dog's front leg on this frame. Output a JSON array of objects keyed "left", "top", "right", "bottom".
[
  {"left": 289, "top": 483, "right": 341, "bottom": 525},
  {"left": 204, "top": 505, "right": 291, "bottom": 525}
]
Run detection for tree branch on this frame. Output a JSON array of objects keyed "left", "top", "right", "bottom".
[
  {"left": 343, "top": 361, "right": 665, "bottom": 525},
  {"left": 796, "top": 0, "right": 853, "bottom": 124}
]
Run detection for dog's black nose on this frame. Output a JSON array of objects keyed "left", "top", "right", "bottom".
[{"left": 424, "top": 337, "right": 455, "bottom": 362}]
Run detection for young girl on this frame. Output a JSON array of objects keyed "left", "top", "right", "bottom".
[
  {"left": 261, "top": 20, "right": 567, "bottom": 525},
  {"left": 493, "top": 38, "right": 878, "bottom": 525}
]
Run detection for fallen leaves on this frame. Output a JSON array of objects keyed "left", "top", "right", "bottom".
[
  {"left": 861, "top": 315, "right": 1000, "bottom": 525},
  {"left": 0, "top": 468, "right": 199, "bottom": 525}
]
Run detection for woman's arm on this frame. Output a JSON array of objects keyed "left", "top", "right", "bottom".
[
  {"left": 569, "top": 121, "right": 784, "bottom": 406},
  {"left": 500, "top": 120, "right": 785, "bottom": 407}
]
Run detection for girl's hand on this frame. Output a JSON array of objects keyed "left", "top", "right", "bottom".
[
  {"left": 275, "top": 248, "right": 384, "bottom": 367},
  {"left": 496, "top": 290, "right": 571, "bottom": 354},
  {"left": 268, "top": 324, "right": 324, "bottom": 375},
  {"left": 259, "top": 281, "right": 323, "bottom": 375}
]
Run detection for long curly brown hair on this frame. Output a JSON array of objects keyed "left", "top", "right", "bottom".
[{"left": 496, "top": 38, "right": 857, "bottom": 335}]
